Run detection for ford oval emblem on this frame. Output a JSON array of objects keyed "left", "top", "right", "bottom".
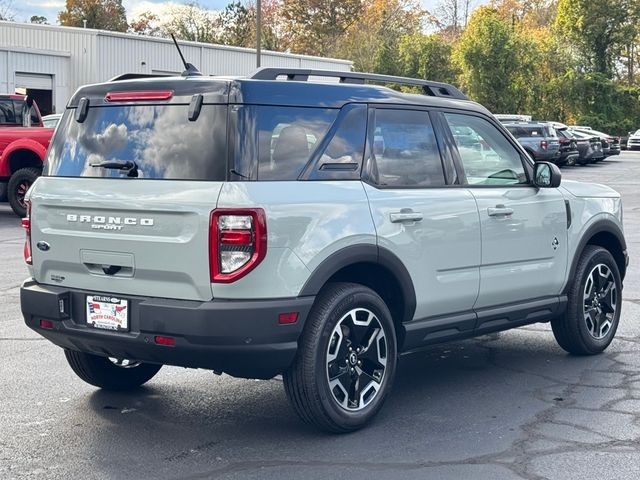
[{"left": 36, "top": 241, "right": 51, "bottom": 252}]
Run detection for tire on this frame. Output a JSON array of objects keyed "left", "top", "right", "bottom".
[
  {"left": 64, "top": 349, "right": 162, "bottom": 390},
  {"left": 283, "top": 282, "right": 397, "bottom": 433},
  {"left": 551, "top": 246, "right": 622, "bottom": 355},
  {"left": 8, "top": 167, "right": 41, "bottom": 217},
  {"left": 565, "top": 156, "right": 576, "bottom": 167}
]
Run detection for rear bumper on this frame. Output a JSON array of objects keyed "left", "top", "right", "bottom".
[
  {"left": 533, "top": 150, "right": 561, "bottom": 162},
  {"left": 20, "top": 280, "right": 314, "bottom": 379}
]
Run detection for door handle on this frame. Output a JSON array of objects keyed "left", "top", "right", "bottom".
[
  {"left": 487, "top": 205, "right": 514, "bottom": 217},
  {"left": 390, "top": 209, "right": 423, "bottom": 223}
]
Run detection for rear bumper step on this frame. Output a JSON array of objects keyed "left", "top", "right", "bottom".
[{"left": 21, "top": 280, "right": 314, "bottom": 379}]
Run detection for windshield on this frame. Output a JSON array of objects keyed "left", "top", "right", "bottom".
[{"left": 45, "top": 105, "right": 227, "bottom": 180}]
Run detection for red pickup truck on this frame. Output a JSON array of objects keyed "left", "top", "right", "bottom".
[{"left": 0, "top": 94, "right": 53, "bottom": 217}]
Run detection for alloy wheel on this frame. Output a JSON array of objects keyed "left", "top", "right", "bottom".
[
  {"left": 583, "top": 263, "right": 617, "bottom": 340},
  {"left": 108, "top": 358, "right": 142, "bottom": 369},
  {"left": 326, "top": 308, "right": 388, "bottom": 411}
]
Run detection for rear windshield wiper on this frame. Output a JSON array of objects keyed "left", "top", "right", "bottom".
[{"left": 90, "top": 160, "right": 138, "bottom": 178}]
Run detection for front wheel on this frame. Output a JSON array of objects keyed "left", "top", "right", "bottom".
[
  {"left": 64, "top": 350, "right": 162, "bottom": 390},
  {"left": 551, "top": 246, "right": 622, "bottom": 355},
  {"left": 284, "top": 283, "right": 397, "bottom": 433}
]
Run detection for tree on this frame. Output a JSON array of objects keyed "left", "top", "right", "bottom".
[
  {"left": 335, "top": 0, "right": 427, "bottom": 74},
  {"left": 218, "top": 1, "right": 255, "bottom": 47},
  {"left": 435, "top": 0, "right": 475, "bottom": 39},
  {"left": 161, "top": 2, "right": 219, "bottom": 43},
  {"left": 30, "top": 15, "right": 48, "bottom": 24},
  {"left": 453, "top": 6, "right": 534, "bottom": 112},
  {"left": 398, "top": 33, "right": 458, "bottom": 84},
  {"left": 555, "top": 0, "right": 640, "bottom": 77},
  {"left": 281, "top": 0, "right": 363, "bottom": 56},
  {"left": 58, "top": 0, "right": 128, "bottom": 32},
  {"left": 0, "top": 0, "right": 14, "bottom": 20},
  {"left": 129, "top": 11, "right": 161, "bottom": 36}
]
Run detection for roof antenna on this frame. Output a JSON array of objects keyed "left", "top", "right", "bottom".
[{"left": 170, "top": 33, "right": 202, "bottom": 77}]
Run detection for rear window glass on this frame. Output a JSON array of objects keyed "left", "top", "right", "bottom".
[
  {"left": 45, "top": 105, "right": 227, "bottom": 180},
  {"left": 0, "top": 99, "right": 19, "bottom": 125},
  {"left": 234, "top": 106, "right": 337, "bottom": 180}
]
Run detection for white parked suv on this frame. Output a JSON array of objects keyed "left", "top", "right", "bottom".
[{"left": 20, "top": 68, "right": 628, "bottom": 432}]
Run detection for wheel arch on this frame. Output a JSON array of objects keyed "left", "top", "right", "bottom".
[
  {"left": 564, "top": 220, "right": 627, "bottom": 294},
  {"left": 299, "top": 245, "right": 417, "bottom": 344},
  {"left": 0, "top": 140, "right": 46, "bottom": 177}
]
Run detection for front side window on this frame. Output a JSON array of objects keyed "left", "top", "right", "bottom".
[
  {"left": 444, "top": 113, "right": 528, "bottom": 186},
  {"left": 234, "top": 106, "right": 337, "bottom": 181},
  {"left": 367, "top": 109, "right": 445, "bottom": 187},
  {"left": 45, "top": 104, "right": 227, "bottom": 180}
]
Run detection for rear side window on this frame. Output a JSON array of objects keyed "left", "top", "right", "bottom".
[
  {"left": 367, "top": 109, "right": 445, "bottom": 187},
  {"left": 234, "top": 106, "right": 337, "bottom": 180},
  {"left": 0, "top": 99, "right": 17, "bottom": 125},
  {"left": 45, "top": 105, "right": 227, "bottom": 180}
]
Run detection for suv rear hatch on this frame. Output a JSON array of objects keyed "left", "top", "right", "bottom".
[{"left": 28, "top": 79, "right": 229, "bottom": 301}]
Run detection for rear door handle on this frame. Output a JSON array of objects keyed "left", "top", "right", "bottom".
[
  {"left": 487, "top": 205, "right": 514, "bottom": 217},
  {"left": 390, "top": 209, "right": 423, "bottom": 223}
]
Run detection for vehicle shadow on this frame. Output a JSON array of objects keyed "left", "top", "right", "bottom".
[{"left": 76, "top": 329, "right": 608, "bottom": 478}]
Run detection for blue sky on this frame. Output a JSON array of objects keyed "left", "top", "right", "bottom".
[{"left": 12, "top": 1, "right": 442, "bottom": 24}]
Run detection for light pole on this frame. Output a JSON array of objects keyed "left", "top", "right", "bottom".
[{"left": 256, "top": 0, "right": 262, "bottom": 68}]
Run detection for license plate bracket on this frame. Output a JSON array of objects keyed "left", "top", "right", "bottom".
[{"left": 86, "top": 295, "right": 129, "bottom": 331}]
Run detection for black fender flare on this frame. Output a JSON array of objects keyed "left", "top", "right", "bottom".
[
  {"left": 299, "top": 244, "right": 417, "bottom": 324},
  {"left": 563, "top": 219, "right": 627, "bottom": 294}
]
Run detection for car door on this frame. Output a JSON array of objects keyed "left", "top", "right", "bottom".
[
  {"left": 363, "top": 107, "right": 481, "bottom": 342},
  {"left": 441, "top": 112, "right": 568, "bottom": 311}
]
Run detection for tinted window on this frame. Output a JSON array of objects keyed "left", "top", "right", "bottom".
[
  {"left": 445, "top": 113, "right": 528, "bottom": 186},
  {"left": 368, "top": 109, "right": 445, "bottom": 187},
  {"left": 310, "top": 105, "right": 366, "bottom": 180},
  {"left": 234, "top": 106, "right": 337, "bottom": 181},
  {"left": 524, "top": 126, "right": 545, "bottom": 136},
  {"left": 0, "top": 99, "right": 16, "bottom": 125},
  {"left": 45, "top": 105, "right": 227, "bottom": 180}
]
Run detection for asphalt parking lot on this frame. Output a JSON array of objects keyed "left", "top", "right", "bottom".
[{"left": 2, "top": 152, "right": 640, "bottom": 480}]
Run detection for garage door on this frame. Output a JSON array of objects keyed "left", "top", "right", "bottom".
[{"left": 15, "top": 73, "right": 53, "bottom": 90}]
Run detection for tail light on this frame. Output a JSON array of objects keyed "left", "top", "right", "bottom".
[
  {"left": 540, "top": 140, "right": 548, "bottom": 150},
  {"left": 22, "top": 200, "right": 32, "bottom": 265},
  {"left": 209, "top": 208, "right": 267, "bottom": 283},
  {"left": 559, "top": 138, "right": 569, "bottom": 145}
]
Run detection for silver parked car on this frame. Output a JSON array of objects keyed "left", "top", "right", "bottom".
[{"left": 20, "top": 68, "right": 628, "bottom": 432}]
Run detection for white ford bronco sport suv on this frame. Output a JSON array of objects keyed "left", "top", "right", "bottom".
[{"left": 20, "top": 68, "right": 628, "bottom": 432}]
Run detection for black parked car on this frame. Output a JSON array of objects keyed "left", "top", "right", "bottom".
[
  {"left": 571, "top": 128, "right": 620, "bottom": 157},
  {"left": 566, "top": 130, "right": 604, "bottom": 164},
  {"left": 554, "top": 127, "right": 579, "bottom": 166}
]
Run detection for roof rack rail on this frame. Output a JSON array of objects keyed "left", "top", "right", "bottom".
[
  {"left": 109, "top": 73, "right": 173, "bottom": 82},
  {"left": 249, "top": 68, "right": 468, "bottom": 100}
]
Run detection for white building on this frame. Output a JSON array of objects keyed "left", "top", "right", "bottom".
[{"left": 0, "top": 21, "right": 352, "bottom": 115}]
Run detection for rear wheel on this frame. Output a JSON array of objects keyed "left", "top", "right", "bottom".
[
  {"left": 551, "top": 246, "right": 622, "bottom": 355},
  {"left": 284, "top": 282, "right": 397, "bottom": 433},
  {"left": 64, "top": 349, "right": 162, "bottom": 390},
  {"left": 8, "top": 167, "right": 41, "bottom": 217},
  {"left": 565, "top": 156, "right": 576, "bottom": 167}
]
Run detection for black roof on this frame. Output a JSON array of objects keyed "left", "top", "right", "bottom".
[{"left": 68, "top": 68, "right": 487, "bottom": 115}]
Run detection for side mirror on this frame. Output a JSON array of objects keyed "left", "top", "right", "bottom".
[{"left": 534, "top": 162, "right": 561, "bottom": 188}]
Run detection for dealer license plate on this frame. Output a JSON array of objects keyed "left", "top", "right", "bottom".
[{"left": 86, "top": 295, "right": 129, "bottom": 331}]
